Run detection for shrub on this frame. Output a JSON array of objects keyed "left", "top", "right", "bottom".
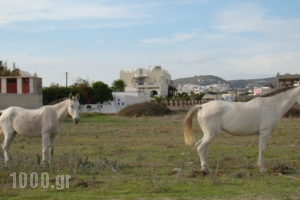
[{"left": 118, "top": 102, "right": 172, "bottom": 117}]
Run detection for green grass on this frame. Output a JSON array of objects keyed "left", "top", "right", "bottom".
[{"left": 0, "top": 113, "right": 299, "bottom": 199}]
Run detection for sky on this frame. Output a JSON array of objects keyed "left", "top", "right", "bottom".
[{"left": 1, "top": 0, "right": 300, "bottom": 87}]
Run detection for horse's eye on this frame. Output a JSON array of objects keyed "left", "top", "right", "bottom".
[{"left": 70, "top": 105, "right": 74, "bottom": 108}]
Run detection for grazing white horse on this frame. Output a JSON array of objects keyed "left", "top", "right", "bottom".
[
  {"left": 184, "top": 87, "right": 300, "bottom": 174},
  {"left": 0, "top": 94, "right": 80, "bottom": 166}
]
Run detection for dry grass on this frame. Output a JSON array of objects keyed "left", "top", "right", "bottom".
[{"left": 0, "top": 113, "right": 299, "bottom": 199}]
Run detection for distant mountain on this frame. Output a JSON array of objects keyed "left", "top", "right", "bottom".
[
  {"left": 172, "top": 75, "right": 276, "bottom": 88},
  {"left": 228, "top": 77, "right": 276, "bottom": 88},
  {"left": 173, "top": 75, "right": 228, "bottom": 86}
]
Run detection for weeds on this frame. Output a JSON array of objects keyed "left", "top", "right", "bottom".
[{"left": 0, "top": 114, "right": 299, "bottom": 199}]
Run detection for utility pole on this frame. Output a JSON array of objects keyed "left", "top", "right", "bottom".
[{"left": 66, "top": 72, "right": 68, "bottom": 87}]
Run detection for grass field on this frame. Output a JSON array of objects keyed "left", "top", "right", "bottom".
[{"left": 0, "top": 112, "right": 299, "bottom": 199}]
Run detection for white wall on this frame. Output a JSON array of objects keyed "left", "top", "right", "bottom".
[{"left": 81, "top": 92, "right": 150, "bottom": 113}]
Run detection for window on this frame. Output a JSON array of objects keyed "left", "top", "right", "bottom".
[{"left": 138, "top": 78, "right": 145, "bottom": 85}]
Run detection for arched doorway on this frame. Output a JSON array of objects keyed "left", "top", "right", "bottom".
[{"left": 150, "top": 90, "right": 158, "bottom": 98}]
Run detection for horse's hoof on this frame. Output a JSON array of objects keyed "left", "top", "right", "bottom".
[
  {"left": 3, "top": 161, "right": 9, "bottom": 168},
  {"left": 201, "top": 170, "right": 209, "bottom": 176},
  {"left": 259, "top": 167, "right": 267, "bottom": 173},
  {"left": 40, "top": 161, "right": 48, "bottom": 167}
]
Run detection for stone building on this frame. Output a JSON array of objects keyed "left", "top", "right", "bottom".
[
  {"left": 120, "top": 66, "right": 172, "bottom": 97},
  {"left": 0, "top": 76, "right": 42, "bottom": 110},
  {"left": 276, "top": 73, "right": 300, "bottom": 89}
]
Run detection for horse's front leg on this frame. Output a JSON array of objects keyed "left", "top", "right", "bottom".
[
  {"left": 2, "top": 132, "right": 16, "bottom": 167},
  {"left": 49, "top": 136, "right": 56, "bottom": 165},
  {"left": 41, "top": 133, "right": 50, "bottom": 165},
  {"left": 258, "top": 130, "right": 271, "bottom": 173}
]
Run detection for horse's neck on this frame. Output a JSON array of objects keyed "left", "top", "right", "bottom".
[
  {"left": 50, "top": 100, "right": 69, "bottom": 121},
  {"left": 271, "top": 88, "right": 297, "bottom": 116}
]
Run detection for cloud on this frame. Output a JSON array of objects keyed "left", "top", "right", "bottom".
[
  {"left": 204, "top": 2, "right": 300, "bottom": 78},
  {"left": 0, "top": 0, "right": 146, "bottom": 26},
  {"left": 214, "top": 2, "right": 300, "bottom": 38},
  {"left": 1, "top": 1, "right": 299, "bottom": 84},
  {"left": 214, "top": 2, "right": 266, "bottom": 33},
  {"left": 0, "top": 51, "right": 139, "bottom": 86},
  {"left": 141, "top": 32, "right": 197, "bottom": 45}
]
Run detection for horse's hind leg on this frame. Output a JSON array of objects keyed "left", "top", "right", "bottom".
[
  {"left": 2, "top": 131, "right": 16, "bottom": 166},
  {"left": 195, "top": 132, "right": 217, "bottom": 174}
]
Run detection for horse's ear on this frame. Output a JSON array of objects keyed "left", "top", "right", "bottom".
[
  {"left": 76, "top": 93, "right": 80, "bottom": 100},
  {"left": 69, "top": 93, "right": 73, "bottom": 100}
]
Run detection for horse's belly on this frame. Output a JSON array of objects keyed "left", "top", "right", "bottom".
[
  {"left": 13, "top": 117, "right": 42, "bottom": 137},
  {"left": 221, "top": 121, "right": 259, "bottom": 136},
  {"left": 224, "top": 129, "right": 259, "bottom": 136},
  {"left": 220, "top": 111, "right": 260, "bottom": 136},
  {"left": 15, "top": 126, "right": 42, "bottom": 137}
]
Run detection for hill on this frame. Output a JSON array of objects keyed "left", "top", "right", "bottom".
[
  {"left": 173, "top": 75, "right": 228, "bottom": 86},
  {"left": 172, "top": 75, "right": 276, "bottom": 88},
  {"left": 228, "top": 77, "right": 276, "bottom": 88}
]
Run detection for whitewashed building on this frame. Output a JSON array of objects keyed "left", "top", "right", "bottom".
[
  {"left": 120, "top": 66, "right": 171, "bottom": 97},
  {"left": 177, "top": 83, "right": 230, "bottom": 94},
  {"left": 202, "top": 93, "right": 235, "bottom": 102},
  {"left": 81, "top": 91, "right": 150, "bottom": 114},
  {"left": 253, "top": 87, "right": 272, "bottom": 96}
]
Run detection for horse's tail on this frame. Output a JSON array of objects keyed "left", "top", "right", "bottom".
[{"left": 183, "top": 104, "right": 202, "bottom": 145}]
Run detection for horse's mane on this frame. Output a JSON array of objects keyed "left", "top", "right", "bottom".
[
  {"left": 48, "top": 97, "right": 69, "bottom": 105},
  {"left": 261, "top": 86, "right": 296, "bottom": 97}
]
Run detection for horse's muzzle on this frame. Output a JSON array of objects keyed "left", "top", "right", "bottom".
[{"left": 73, "top": 118, "right": 80, "bottom": 124}]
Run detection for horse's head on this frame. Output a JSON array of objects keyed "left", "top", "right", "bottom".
[{"left": 68, "top": 94, "right": 81, "bottom": 124}]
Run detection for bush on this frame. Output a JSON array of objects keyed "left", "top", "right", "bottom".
[{"left": 118, "top": 102, "right": 172, "bottom": 117}]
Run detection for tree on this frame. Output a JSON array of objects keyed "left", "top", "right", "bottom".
[
  {"left": 0, "top": 60, "right": 20, "bottom": 76},
  {"left": 42, "top": 79, "right": 114, "bottom": 105},
  {"left": 11, "top": 62, "right": 20, "bottom": 76},
  {"left": 92, "top": 81, "right": 113, "bottom": 103},
  {"left": 42, "top": 86, "right": 72, "bottom": 105},
  {"left": 70, "top": 78, "right": 93, "bottom": 104},
  {"left": 111, "top": 79, "right": 126, "bottom": 92}
]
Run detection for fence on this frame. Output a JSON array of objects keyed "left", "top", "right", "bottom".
[{"left": 166, "top": 100, "right": 203, "bottom": 111}]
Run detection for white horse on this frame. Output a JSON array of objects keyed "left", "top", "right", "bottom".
[
  {"left": 0, "top": 94, "right": 80, "bottom": 166},
  {"left": 184, "top": 87, "right": 300, "bottom": 174}
]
